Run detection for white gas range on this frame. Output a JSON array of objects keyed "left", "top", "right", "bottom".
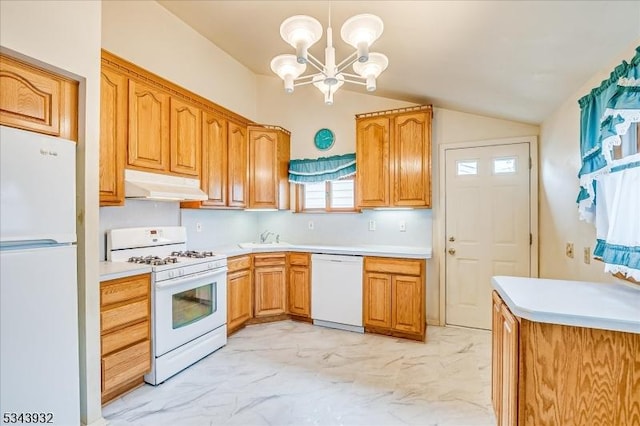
[{"left": 107, "top": 226, "right": 227, "bottom": 385}]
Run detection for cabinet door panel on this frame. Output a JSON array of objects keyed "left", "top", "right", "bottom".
[
  {"left": 249, "top": 128, "right": 278, "bottom": 208},
  {"left": 202, "top": 112, "right": 227, "bottom": 205},
  {"left": 228, "top": 122, "right": 248, "bottom": 207},
  {"left": 0, "top": 55, "right": 59, "bottom": 136},
  {"left": 363, "top": 272, "right": 392, "bottom": 328},
  {"left": 0, "top": 54, "right": 78, "bottom": 141},
  {"left": 254, "top": 266, "right": 286, "bottom": 317},
  {"left": 393, "top": 111, "right": 431, "bottom": 207},
  {"left": 288, "top": 266, "right": 310, "bottom": 317},
  {"left": 356, "top": 117, "right": 390, "bottom": 207},
  {"left": 227, "top": 269, "right": 252, "bottom": 331},
  {"left": 99, "top": 67, "right": 127, "bottom": 206},
  {"left": 170, "top": 98, "right": 201, "bottom": 176},
  {"left": 501, "top": 304, "right": 519, "bottom": 426},
  {"left": 128, "top": 80, "right": 169, "bottom": 171},
  {"left": 391, "top": 275, "right": 422, "bottom": 334},
  {"left": 491, "top": 291, "right": 504, "bottom": 421}
]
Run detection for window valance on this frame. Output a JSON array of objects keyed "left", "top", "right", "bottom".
[
  {"left": 577, "top": 46, "right": 640, "bottom": 221},
  {"left": 288, "top": 153, "right": 356, "bottom": 184},
  {"left": 576, "top": 45, "right": 640, "bottom": 282}
]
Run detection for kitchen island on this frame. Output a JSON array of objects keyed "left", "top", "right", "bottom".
[{"left": 491, "top": 276, "right": 640, "bottom": 426}]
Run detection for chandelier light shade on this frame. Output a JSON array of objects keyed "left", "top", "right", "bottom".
[
  {"left": 340, "top": 14, "right": 384, "bottom": 62},
  {"left": 353, "top": 52, "right": 389, "bottom": 91},
  {"left": 271, "top": 11, "right": 388, "bottom": 105},
  {"left": 270, "top": 54, "right": 307, "bottom": 93}
]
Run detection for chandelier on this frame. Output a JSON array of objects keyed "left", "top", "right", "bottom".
[{"left": 270, "top": 12, "right": 388, "bottom": 105}]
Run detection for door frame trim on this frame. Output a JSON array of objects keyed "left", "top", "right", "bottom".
[{"left": 437, "top": 136, "right": 539, "bottom": 326}]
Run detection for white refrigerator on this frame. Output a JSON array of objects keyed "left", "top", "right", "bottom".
[{"left": 0, "top": 126, "right": 80, "bottom": 425}]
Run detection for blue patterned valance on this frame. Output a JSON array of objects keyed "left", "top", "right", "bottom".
[
  {"left": 577, "top": 45, "right": 640, "bottom": 282},
  {"left": 288, "top": 153, "right": 356, "bottom": 184},
  {"left": 577, "top": 45, "right": 640, "bottom": 221}
]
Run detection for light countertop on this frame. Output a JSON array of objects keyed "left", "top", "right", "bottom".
[
  {"left": 99, "top": 261, "right": 152, "bottom": 282},
  {"left": 492, "top": 276, "right": 640, "bottom": 334},
  {"left": 99, "top": 244, "right": 431, "bottom": 280},
  {"left": 209, "top": 243, "right": 432, "bottom": 259}
]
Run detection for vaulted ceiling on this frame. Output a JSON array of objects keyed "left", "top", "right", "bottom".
[{"left": 158, "top": 1, "right": 640, "bottom": 124}]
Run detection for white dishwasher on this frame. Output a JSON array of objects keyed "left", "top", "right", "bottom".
[{"left": 311, "top": 253, "right": 364, "bottom": 333}]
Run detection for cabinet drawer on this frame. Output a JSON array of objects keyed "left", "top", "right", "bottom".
[
  {"left": 364, "top": 257, "right": 422, "bottom": 276},
  {"left": 101, "top": 320, "right": 149, "bottom": 356},
  {"left": 101, "top": 274, "right": 150, "bottom": 307},
  {"left": 289, "top": 253, "right": 309, "bottom": 266},
  {"left": 228, "top": 255, "right": 251, "bottom": 272},
  {"left": 101, "top": 340, "right": 150, "bottom": 392},
  {"left": 253, "top": 253, "right": 286, "bottom": 267},
  {"left": 101, "top": 299, "right": 149, "bottom": 332}
]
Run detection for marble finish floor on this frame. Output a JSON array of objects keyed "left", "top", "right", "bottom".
[{"left": 103, "top": 321, "right": 496, "bottom": 426}]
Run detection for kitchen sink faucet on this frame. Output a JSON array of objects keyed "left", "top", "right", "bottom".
[{"left": 260, "top": 230, "right": 274, "bottom": 243}]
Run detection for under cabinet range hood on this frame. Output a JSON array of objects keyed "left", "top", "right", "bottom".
[{"left": 124, "top": 169, "right": 207, "bottom": 201}]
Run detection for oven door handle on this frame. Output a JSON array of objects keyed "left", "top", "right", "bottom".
[{"left": 155, "top": 267, "right": 228, "bottom": 290}]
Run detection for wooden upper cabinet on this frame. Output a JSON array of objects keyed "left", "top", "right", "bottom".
[
  {"left": 248, "top": 126, "right": 290, "bottom": 210},
  {"left": 128, "top": 79, "right": 170, "bottom": 172},
  {"left": 186, "top": 117, "right": 247, "bottom": 209},
  {"left": 356, "top": 106, "right": 432, "bottom": 208},
  {"left": 99, "top": 67, "right": 127, "bottom": 206},
  {"left": 0, "top": 53, "right": 78, "bottom": 141},
  {"left": 170, "top": 98, "right": 201, "bottom": 176},
  {"left": 356, "top": 116, "right": 390, "bottom": 207},
  {"left": 227, "top": 121, "right": 248, "bottom": 207},
  {"left": 201, "top": 111, "right": 228, "bottom": 206},
  {"left": 393, "top": 111, "right": 431, "bottom": 207}
]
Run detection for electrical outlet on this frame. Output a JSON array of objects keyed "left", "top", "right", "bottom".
[
  {"left": 566, "top": 242, "right": 574, "bottom": 258},
  {"left": 196, "top": 222, "right": 202, "bottom": 233},
  {"left": 308, "top": 220, "right": 314, "bottom": 230},
  {"left": 584, "top": 247, "right": 591, "bottom": 264},
  {"left": 368, "top": 220, "right": 376, "bottom": 231},
  {"left": 399, "top": 221, "right": 406, "bottom": 232}
]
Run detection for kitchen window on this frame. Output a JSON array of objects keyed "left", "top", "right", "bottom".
[{"left": 296, "top": 179, "right": 356, "bottom": 212}]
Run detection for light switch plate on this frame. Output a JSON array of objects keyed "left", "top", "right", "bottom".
[
  {"left": 368, "top": 220, "right": 376, "bottom": 231},
  {"left": 399, "top": 221, "right": 406, "bottom": 232},
  {"left": 584, "top": 247, "right": 591, "bottom": 264}
]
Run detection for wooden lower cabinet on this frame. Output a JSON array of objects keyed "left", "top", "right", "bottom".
[
  {"left": 287, "top": 253, "right": 311, "bottom": 319},
  {"left": 100, "top": 274, "right": 151, "bottom": 404},
  {"left": 491, "top": 291, "right": 640, "bottom": 425},
  {"left": 227, "top": 255, "right": 253, "bottom": 335},
  {"left": 254, "top": 253, "right": 287, "bottom": 317},
  {"left": 363, "top": 257, "right": 426, "bottom": 341}
]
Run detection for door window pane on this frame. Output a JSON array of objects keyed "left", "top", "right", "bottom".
[
  {"left": 172, "top": 283, "right": 215, "bottom": 329},
  {"left": 456, "top": 160, "right": 478, "bottom": 176},
  {"left": 493, "top": 157, "right": 517, "bottom": 174}
]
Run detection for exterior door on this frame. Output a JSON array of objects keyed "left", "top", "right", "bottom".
[{"left": 445, "top": 142, "right": 530, "bottom": 329}]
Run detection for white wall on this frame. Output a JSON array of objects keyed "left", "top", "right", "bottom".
[
  {"left": 102, "top": 0, "right": 257, "bottom": 120},
  {"left": 539, "top": 42, "right": 639, "bottom": 283},
  {"left": 181, "top": 210, "right": 259, "bottom": 250},
  {"left": 0, "top": 1, "right": 102, "bottom": 425}
]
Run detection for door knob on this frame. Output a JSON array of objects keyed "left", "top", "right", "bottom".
[
  {"left": 449, "top": 236, "right": 455, "bottom": 242},
  {"left": 448, "top": 248, "right": 456, "bottom": 255}
]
